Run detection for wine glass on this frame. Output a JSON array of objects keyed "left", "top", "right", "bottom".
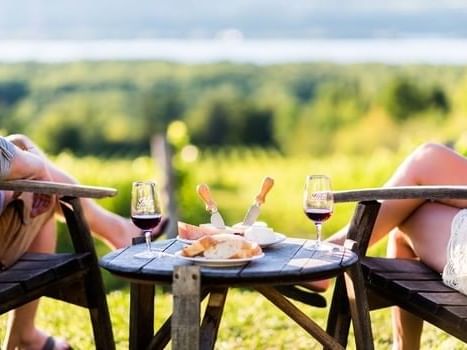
[
  {"left": 303, "top": 175, "right": 334, "bottom": 251},
  {"left": 131, "top": 181, "right": 163, "bottom": 259}
]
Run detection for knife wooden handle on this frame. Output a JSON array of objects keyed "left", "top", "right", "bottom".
[
  {"left": 256, "top": 177, "right": 274, "bottom": 205},
  {"left": 197, "top": 184, "right": 217, "bottom": 212}
]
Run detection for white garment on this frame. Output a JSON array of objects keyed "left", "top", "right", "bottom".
[
  {"left": 0, "top": 191, "right": 4, "bottom": 216},
  {"left": 0, "top": 137, "right": 16, "bottom": 179},
  {"left": 0, "top": 137, "right": 17, "bottom": 216},
  {"left": 442, "top": 209, "right": 467, "bottom": 294}
]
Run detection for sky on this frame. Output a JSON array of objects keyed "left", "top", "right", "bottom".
[{"left": 0, "top": 0, "right": 467, "bottom": 39}]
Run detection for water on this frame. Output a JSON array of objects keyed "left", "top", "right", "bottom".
[{"left": 1, "top": 38, "right": 467, "bottom": 65}]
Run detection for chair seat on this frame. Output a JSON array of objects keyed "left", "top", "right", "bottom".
[
  {"left": 0, "top": 180, "right": 116, "bottom": 349},
  {"left": 362, "top": 257, "right": 467, "bottom": 342},
  {"left": 0, "top": 252, "right": 91, "bottom": 313}
]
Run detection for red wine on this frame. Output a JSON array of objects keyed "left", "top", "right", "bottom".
[
  {"left": 305, "top": 209, "right": 332, "bottom": 223},
  {"left": 131, "top": 214, "right": 162, "bottom": 230}
]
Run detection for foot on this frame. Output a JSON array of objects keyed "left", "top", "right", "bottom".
[
  {"left": 15, "top": 329, "right": 71, "bottom": 350},
  {"left": 299, "top": 279, "right": 331, "bottom": 293},
  {"left": 40, "top": 336, "right": 71, "bottom": 350}
]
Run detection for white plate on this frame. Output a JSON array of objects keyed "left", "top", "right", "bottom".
[
  {"left": 177, "top": 232, "right": 287, "bottom": 248},
  {"left": 174, "top": 251, "right": 264, "bottom": 267},
  {"left": 256, "top": 232, "right": 287, "bottom": 248},
  {"left": 176, "top": 235, "right": 234, "bottom": 244},
  {"left": 176, "top": 235, "right": 196, "bottom": 244}
]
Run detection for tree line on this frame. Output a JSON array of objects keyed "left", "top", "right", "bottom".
[{"left": 0, "top": 62, "right": 462, "bottom": 157}]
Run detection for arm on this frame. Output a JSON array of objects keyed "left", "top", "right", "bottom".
[
  {"left": 0, "top": 137, "right": 53, "bottom": 217},
  {"left": 1, "top": 135, "right": 50, "bottom": 181},
  {"left": 8, "top": 149, "right": 51, "bottom": 181}
]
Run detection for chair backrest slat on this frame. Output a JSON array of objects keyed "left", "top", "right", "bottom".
[
  {"left": 334, "top": 186, "right": 467, "bottom": 203},
  {"left": 0, "top": 180, "right": 117, "bottom": 198}
]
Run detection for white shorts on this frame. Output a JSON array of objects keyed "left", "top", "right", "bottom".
[{"left": 442, "top": 209, "right": 467, "bottom": 294}]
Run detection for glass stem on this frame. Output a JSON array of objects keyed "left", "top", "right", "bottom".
[
  {"left": 145, "top": 231, "right": 152, "bottom": 252},
  {"left": 315, "top": 223, "right": 322, "bottom": 244}
]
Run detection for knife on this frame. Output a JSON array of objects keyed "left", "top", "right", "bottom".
[
  {"left": 242, "top": 177, "right": 274, "bottom": 225},
  {"left": 196, "top": 184, "right": 226, "bottom": 229}
]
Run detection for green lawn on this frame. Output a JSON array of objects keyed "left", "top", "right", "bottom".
[
  {"left": 2, "top": 147, "right": 467, "bottom": 348},
  {"left": 1, "top": 285, "right": 465, "bottom": 349}
]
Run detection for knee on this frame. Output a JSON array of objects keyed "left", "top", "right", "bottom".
[
  {"left": 412, "top": 142, "right": 449, "bottom": 162},
  {"left": 404, "top": 142, "right": 452, "bottom": 174}
]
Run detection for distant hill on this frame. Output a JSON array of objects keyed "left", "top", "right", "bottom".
[{"left": 0, "top": 0, "right": 467, "bottom": 39}]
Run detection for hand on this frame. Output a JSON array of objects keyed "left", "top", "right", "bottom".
[
  {"left": 23, "top": 154, "right": 55, "bottom": 218},
  {"left": 29, "top": 163, "right": 55, "bottom": 218},
  {"left": 30, "top": 192, "right": 54, "bottom": 218},
  {"left": 4, "top": 136, "right": 56, "bottom": 216}
]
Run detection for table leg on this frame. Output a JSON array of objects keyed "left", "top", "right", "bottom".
[
  {"left": 326, "top": 275, "right": 351, "bottom": 348},
  {"left": 130, "top": 282, "right": 155, "bottom": 350},
  {"left": 327, "top": 242, "right": 374, "bottom": 350},
  {"left": 148, "top": 316, "right": 171, "bottom": 350},
  {"left": 344, "top": 261, "right": 374, "bottom": 350},
  {"left": 148, "top": 289, "right": 211, "bottom": 350},
  {"left": 172, "top": 265, "right": 201, "bottom": 350},
  {"left": 326, "top": 244, "right": 376, "bottom": 350},
  {"left": 256, "top": 286, "right": 344, "bottom": 350},
  {"left": 200, "top": 287, "right": 228, "bottom": 350}
]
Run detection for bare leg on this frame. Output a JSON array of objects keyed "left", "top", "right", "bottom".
[
  {"left": 300, "top": 144, "right": 467, "bottom": 348},
  {"left": 385, "top": 201, "right": 457, "bottom": 350},
  {"left": 329, "top": 143, "right": 467, "bottom": 247},
  {"left": 7, "top": 134, "right": 140, "bottom": 249},
  {"left": 2, "top": 219, "right": 71, "bottom": 350},
  {"left": 62, "top": 196, "right": 139, "bottom": 249},
  {"left": 305, "top": 144, "right": 467, "bottom": 292},
  {"left": 387, "top": 228, "right": 423, "bottom": 350},
  {"left": 371, "top": 143, "right": 467, "bottom": 244}
]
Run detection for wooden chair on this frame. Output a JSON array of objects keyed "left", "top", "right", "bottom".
[
  {"left": 326, "top": 186, "right": 467, "bottom": 347},
  {"left": 0, "top": 179, "right": 116, "bottom": 350}
]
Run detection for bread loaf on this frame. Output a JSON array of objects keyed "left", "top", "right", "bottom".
[
  {"left": 181, "top": 233, "right": 262, "bottom": 259},
  {"left": 181, "top": 235, "right": 217, "bottom": 257}
]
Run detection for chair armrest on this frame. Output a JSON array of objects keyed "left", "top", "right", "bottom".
[
  {"left": 334, "top": 185, "right": 467, "bottom": 203},
  {"left": 0, "top": 179, "right": 117, "bottom": 198}
]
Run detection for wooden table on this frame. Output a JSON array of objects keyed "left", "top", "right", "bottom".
[{"left": 100, "top": 237, "right": 373, "bottom": 350}]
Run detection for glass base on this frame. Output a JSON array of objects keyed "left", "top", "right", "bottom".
[
  {"left": 304, "top": 240, "right": 334, "bottom": 252},
  {"left": 134, "top": 249, "right": 163, "bottom": 259}
]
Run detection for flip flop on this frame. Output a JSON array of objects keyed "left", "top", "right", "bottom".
[
  {"left": 42, "top": 336, "right": 73, "bottom": 350},
  {"left": 42, "top": 337, "right": 55, "bottom": 350}
]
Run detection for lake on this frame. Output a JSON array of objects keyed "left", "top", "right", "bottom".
[{"left": 1, "top": 38, "right": 467, "bottom": 65}]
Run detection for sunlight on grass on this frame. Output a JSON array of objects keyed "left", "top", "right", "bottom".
[
  {"left": 1, "top": 286, "right": 466, "bottom": 349},
  {"left": 2, "top": 148, "right": 466, "bottom": 348}
]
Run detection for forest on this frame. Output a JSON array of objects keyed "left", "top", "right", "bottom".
[
  {"left": 1, "top": 62, "right": 465, "bottom": 158},
  {"left": 1, "top": 60, "right": 465, "bottom": 275},
  {"left": 1, "top": 61, "right": 467, "bottom": 348}
]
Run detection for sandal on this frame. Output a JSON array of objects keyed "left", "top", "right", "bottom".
[
  {"left": 42, "top": 337, "right": 55, "bottom": 350},
  {"left": 42, "top": 336, "right": 73, "bottom": 350}
]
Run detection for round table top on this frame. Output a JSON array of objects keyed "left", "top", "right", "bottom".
[{"left": 100, "top": 237, "right": 358, "bottom": 287}]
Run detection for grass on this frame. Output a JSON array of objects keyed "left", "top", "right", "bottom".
[
  {"left": 0, "top": 285, "right": 465, "bottom": 349},
  {"left": 2, "top": 144, "right": 467, "bottom": 348}
]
